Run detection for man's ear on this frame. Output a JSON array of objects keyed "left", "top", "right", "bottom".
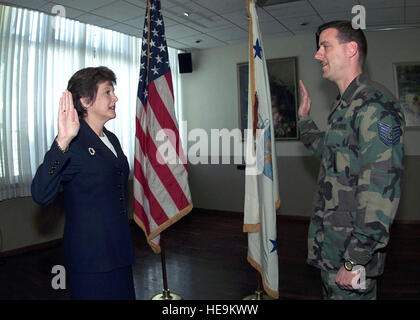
[{"left": 346, "top": 41, "right": 359, "bottom": 59}]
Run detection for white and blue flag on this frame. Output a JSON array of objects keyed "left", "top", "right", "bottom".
[{"left": 244, "top": 0, "right": 281, "bottom": 299}]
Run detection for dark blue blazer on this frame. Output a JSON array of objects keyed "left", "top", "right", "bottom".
[{"left": 31, "top": 119, "right": 134, "bottom": 273}]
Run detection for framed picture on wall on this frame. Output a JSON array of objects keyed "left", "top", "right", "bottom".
[
  {"left": 237, "top": 57, "right": 299, "bottom": 140},
  {"left": 393, "top": 61, "right": 420, "bottom": 128}
]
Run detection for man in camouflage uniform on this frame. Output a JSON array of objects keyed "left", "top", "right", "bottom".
[{"left": 298, "top": 21, "right": 404, "bottom": 299}]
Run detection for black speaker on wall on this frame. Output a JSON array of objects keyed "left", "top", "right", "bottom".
[{"left": 178, "top": 52, "right": 192, "bottom": 73}]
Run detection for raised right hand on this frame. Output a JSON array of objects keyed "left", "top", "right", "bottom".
[
  {"left": 298, "top": 80, "right": 312, "bottom": 119},
  {"left": 56, "top": 90, "right": 80, "bottom": 150}
]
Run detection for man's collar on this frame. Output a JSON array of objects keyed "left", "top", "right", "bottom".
[{"left": 340, "top": 73, "right": 368, "bottom": 103}]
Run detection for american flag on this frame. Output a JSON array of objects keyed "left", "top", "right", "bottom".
[{"left": 134, "top": 0, "right": 193, "bottom": 253}]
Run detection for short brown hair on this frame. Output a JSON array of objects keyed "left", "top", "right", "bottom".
[
  {"left": 316, "top": 20, "right": 367, "bottom": 67},
  {"left": 67, "top": 66, "right": 116, "bottom": 119}
]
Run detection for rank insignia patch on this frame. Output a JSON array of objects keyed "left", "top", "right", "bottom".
[{"left": 378, "top": 122, "right": 402, "bottom": 146}]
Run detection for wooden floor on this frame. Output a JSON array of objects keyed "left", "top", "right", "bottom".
[{"left": 0, "top": 208, "right": 419, "bottom": 300}]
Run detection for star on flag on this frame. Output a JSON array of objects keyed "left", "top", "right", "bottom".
[
  {"left": 253, "top": 38, "right": 262, "bottom": 59},
  {"left": 269, "top": 239, "right": 278, "bottom": 253}
]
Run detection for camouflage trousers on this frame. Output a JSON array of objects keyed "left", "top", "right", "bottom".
[{"left": 320, "top": 270, "right": 377, "bottom": 300}]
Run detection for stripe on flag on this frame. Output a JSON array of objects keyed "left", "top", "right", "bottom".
[{"left": 134, "top": 0, "right": 193, "bottom": 253}]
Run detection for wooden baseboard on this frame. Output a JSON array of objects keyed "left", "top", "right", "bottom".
[
  {"left": 2, "top": 238, "right": 62, "bottom": 257},
  {"left": 393, "top": 219, "right": 420, "bottom": 225},
  {"left": 278, "top": 214, "right": 310, "bottom": 222},
  {"left": 193, "top": 207, "right": 419, "bottom": 225},
  {"left": 2, "top": 209, "right": 418, "bottom": 257}
]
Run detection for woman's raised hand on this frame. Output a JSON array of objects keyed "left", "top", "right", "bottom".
[{"left": 56, "top": 90, "right": 80, "bottom": 150}]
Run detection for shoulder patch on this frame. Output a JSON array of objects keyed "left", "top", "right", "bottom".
[{"left": 378, "top": 122, "right": 402, "bottom": 146}]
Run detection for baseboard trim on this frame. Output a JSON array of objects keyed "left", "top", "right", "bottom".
[
  {"left": 2, "top": 238, "right": 62, "bottom": 257},
  {"left": 193, "top": 207, "right": 310, "bottom": 223},
  {"left": 393, "top": 219, "right": 420, "bottom": 225},
  {"left": 2, "top": 209, "right": 418, "bottom": 257},
  {"left": 193, "top": 207, "right": 419, "bottom": 225}
]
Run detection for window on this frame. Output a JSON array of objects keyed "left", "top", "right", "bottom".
[{"left": 0, "top": 4, "right": 181, "bottom": 200}]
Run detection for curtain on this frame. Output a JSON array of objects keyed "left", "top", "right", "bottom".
[
  {"left": 168, "top": 47, "right": 186, "bottom": 147},
  {"left": 0, "top": 4, "right": 182, "bottom": 200}
]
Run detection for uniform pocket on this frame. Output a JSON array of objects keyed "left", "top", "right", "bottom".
[
  {"left": 326, "top": 146, "right": 350, "bottom": 177},
  {"left": 335, "top": 148, "right": 350, "bottom": 173},
  {"left": 326, "top": 211, "right": 353, "bottom": 228},
  {"left": 324, "top": 125, "right": 350, "bottom": 176}
]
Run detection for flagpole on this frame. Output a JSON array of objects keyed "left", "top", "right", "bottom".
[
  {"left": 243, "top": 271, "right": 275, "bottom": 300},
  {"left": 135, "top": 0, "right": 192, "bottom": 299},
  {"left": 151, "top": 234, "right": 182, "bottom": 300}
]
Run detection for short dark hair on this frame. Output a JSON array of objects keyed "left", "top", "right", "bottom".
[
  {"left": 67, "top": 66, "right": 117, "bottom": 119},
  {"left": 316, "top": 20, "right": 367, "bottom": 67}
]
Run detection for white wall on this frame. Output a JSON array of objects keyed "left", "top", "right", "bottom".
[
  {"left": 181, "top": 28, "right": 420, "bottom": 156},
  {"left": 179, "top": 28, "right": 420, "bottom": 217}
]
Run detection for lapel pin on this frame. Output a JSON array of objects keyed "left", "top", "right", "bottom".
[{"left": 88, "top": 147, "right": 95, "bottom": 155}]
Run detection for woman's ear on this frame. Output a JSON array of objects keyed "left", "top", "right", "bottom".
[{"left": 80, "top": 97, "right": 92, "bottom": 109}]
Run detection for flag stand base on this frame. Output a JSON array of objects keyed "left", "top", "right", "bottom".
[
  {"left": 243, "top": 271, "right": 275, "bottom": 300},
  {"left": 243, "top": 290, "right": 274, "bottom": 300},
  {"left": 151, "top": 236, "right": 182, "bottom": 300},
  {"left": 152, "top": 289, "right": 182, "bottom": 300}
]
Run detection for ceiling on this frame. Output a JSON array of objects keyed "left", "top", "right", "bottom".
[{"left": 1, "top": 0, "right": 420, "bottom": 50}]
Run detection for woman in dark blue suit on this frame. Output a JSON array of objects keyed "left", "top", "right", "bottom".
[{"left": 31, "top": 67, "right": 135, "bottom": 300}]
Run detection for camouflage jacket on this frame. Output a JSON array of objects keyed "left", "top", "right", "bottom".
[{"left": 298, "top": 73, "right": 405, "bottom": 276}]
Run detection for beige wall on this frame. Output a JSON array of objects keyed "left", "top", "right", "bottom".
[
  {"left": 0, "top": 182, "right": 135, "bottom": 253},
  {"left": 188, "top": 156, "right": 420, "bottom": 221},
  {"left": 0, "top": 195, "right": 65, "bottom": 253},
  {"left": 1, "top": 28, "right": 420, "bottom": 253}
]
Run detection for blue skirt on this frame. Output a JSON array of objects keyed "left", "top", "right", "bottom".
[{"left": 68, "top": 265, "right": 136, "bottom": 300}]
